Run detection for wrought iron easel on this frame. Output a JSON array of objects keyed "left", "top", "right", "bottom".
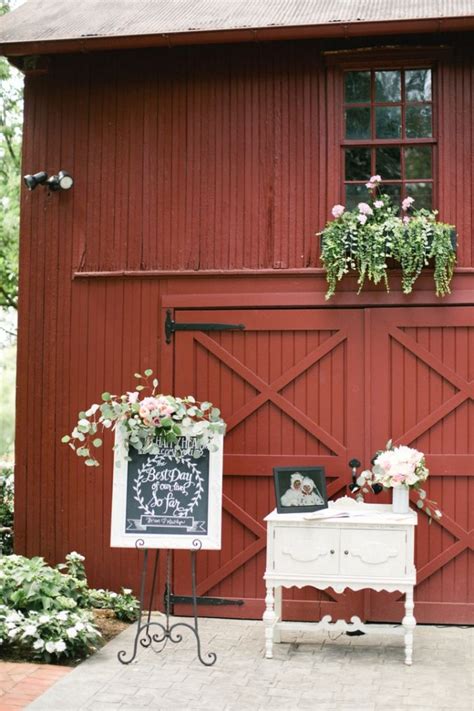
[{"left": 117, "top": 539, "right": 217, "bottom": 666}]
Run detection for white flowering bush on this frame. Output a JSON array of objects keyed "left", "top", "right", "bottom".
[
  {"left": 0, "top": 605, "right": 101, "bottom": 662},
  {"left": 319, "top": 175, "right": 456, "bottom": 299},
  {"left": 0, "top": 551, "right": 139, "bottom": 663},
  {"left": 62, "top": 369, "right": 226, "bottom": 468},
  {"left": 358, "top": 441, "right": 442, "bottom": 520}
]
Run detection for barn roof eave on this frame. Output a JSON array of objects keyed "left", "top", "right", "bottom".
[{"left": 1, "top": 16, "right": 473, "bottom": 58}]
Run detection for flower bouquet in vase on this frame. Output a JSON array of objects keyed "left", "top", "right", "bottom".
[{"left": 358, "top": 441, "right": 441, "bottom": 519}]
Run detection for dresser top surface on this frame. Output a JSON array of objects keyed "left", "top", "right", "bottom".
[{"left": 265, "top": 498, "right": 418, "bottom": 526}]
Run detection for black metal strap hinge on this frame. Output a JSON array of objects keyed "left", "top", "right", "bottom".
[
  {"left": 165, "top": 309, "right": 245, "bottom": 344},
  {"left": 166, "top": 590, "right": 244, "bottom": 608}
]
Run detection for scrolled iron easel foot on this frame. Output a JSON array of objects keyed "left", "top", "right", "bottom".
[{"left": 117, "top": 542, "right": 217, "bottom": 667}]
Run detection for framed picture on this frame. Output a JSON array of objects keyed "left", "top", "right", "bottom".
[
  {"left": 273, "top": 466, "right": 328, "bottom": 514},
  {"left": 110, "top": 430, "right": 224, "bottom": 549}
]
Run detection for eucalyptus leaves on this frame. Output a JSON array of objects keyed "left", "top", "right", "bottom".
[
  {"left": 319, "top": 176, "right": 456, "bottom": 299},
  {"left": 62, "top": 369, "right": 226, "bottom": 468}
]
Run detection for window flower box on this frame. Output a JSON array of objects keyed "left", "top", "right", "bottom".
[{"left": 318, "top": 176, "right": 456, "bottom": 300}]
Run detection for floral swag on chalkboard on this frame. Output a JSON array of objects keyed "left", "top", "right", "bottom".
[{"left": 62, "top": 369, "right": 226, "bottom": 467}]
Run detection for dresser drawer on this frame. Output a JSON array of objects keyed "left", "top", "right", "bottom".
[
  {"left": 340, "top": 528, "right": 407, "bottom": 578},
  {"left": 273, "top": 527, "right": 339, "bottom": 576}
]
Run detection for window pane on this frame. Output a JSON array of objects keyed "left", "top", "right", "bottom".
[
  {"left": 375, "top": 71, "right": 401, "bottom": 102},
  {"left": 345, "top": 148, "right": 371, "bottom": 180},
  {"left": 406, "top": 105, "right": 432, "bottom": 137},
  {"left": 345, "top": 107, "right": 371, "bottom": 139},
  {"left": 406, "top": 182, "right": 432, "bottom": 210},
  {"left": 381, "top": 183, "right": 402, "bottom": 207},
  {"left": 376, "top": 147, "right": 401, "bottom": 179},
  {"left": 375, "top": 106, "right": 401, "bottom": 138},
  {"left": 345, "top": 184, "right": 369, "bottom": 209},
  {"left": 345, "top": 71, "right": 371, "bottom": 103},
  {"left": 405, "top": 69, "right": 432, "bottom": 102},
  {"left": 405, "top": 146, "right": 432, "bottom": 179}
]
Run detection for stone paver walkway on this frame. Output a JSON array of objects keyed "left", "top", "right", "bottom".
[
  {"left": 0, "top": 662, "right": 70, "bottom": 710},
  {"left": 27, "top": 616, "right": 473, "bottom": 711}
]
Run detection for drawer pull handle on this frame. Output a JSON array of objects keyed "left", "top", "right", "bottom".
[
  {"left": 330, "top": 549, "right": 335, "bottom": 555},
  {"left": 344, "top": 550, "right": 349, "bottom": 555}
]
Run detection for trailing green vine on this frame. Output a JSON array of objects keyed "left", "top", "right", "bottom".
[{"left": 318, "top": 176, "right": 456, "bottom": 299}]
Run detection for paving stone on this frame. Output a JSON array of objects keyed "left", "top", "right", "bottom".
[{"left": 24, "top": 619, "right": 474, "bottom": 711}]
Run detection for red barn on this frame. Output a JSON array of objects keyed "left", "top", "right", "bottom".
[{"left": 0, "top": 1, "right": 472, "bottom": 625}]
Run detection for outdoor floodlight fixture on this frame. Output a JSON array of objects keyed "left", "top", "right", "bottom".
[
  {"left": 23, "top": 171, "right": 48, "bottom": 190},
  {"left": 23, "top": 169, "right": 74, "bottom": 192},
  {"left": 46, "top": 170, "right": 74, "bottom": 191}
]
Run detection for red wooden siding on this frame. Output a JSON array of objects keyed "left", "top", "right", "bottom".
[
  {"left": 14, "top": 38, "right": 474, "bottom": 622},
  {"left": 18, "top": 42, "right": 473, "bottom": 276}
]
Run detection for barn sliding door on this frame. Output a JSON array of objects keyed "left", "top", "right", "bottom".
[
  {"left": 170, "top": 306, "right": 473, "bottom": 624},
  {"left": 367, "top": 308, "right": 473, "bottom": 624},
  {"left": 172, "top": 309, "right": 365, "bottom": 621}
]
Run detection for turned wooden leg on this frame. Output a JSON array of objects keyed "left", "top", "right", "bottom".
[
  {"left": 273, "top": 586, "right": 282, "bottom": 643},
  {"left": 402, "top": 588, "right": 416, "bottom": 666},
  {"left": 263, "top": 583, "right": 276, "bottom": 659}
]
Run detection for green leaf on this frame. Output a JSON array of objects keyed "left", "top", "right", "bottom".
[
  {"left": 134, "top": 373, "right": 142, "bottom": 378},
  {"left": 200, "top": 401, "right": 211, "bottom": 411},
  {"left": 152, "top": 378, "right": 159, "bottom": 388},
  {"left": 144, "top": 368, "right": 153, "bottom": 376},
  {"left": 101, "top": 392, "right": 111, "bottom": 401},
  {"left": 85, "top": 458, "right": 97, "bottom": 467},
  {"left": 92, "top": 438, "right": 103, "bottom": 448},
  {"left": 136, "top": 384, "right": 145, "bottom": 391},
  {"left": 61, "top": 435, "right": 71, "bottom": 443}
]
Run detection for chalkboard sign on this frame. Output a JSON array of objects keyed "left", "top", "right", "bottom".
[{"left": 110, "top": 432, "right": 223, "bottom": 549}]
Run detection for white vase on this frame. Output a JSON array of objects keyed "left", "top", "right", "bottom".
[{"left": 392, "top": 486, "right": 410, "bottom": 513}]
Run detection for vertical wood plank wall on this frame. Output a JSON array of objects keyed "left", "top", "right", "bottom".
[{"left": 14, "top": 39, "right": 473, "bottom": 603}]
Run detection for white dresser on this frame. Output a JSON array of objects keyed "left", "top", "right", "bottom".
[{"left": 263, "top": 498, "right": 417, "bottom": 665}]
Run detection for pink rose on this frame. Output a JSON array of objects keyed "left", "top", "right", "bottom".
[
  {"left": 374, "top": 200, "right": 384, "bottom": 209},
  {"left": 141, "top": 397, "right": 160, "bottom": 412},
  {"left": 331, "top": 204, "right": 345, "bottom": 218},
  {"left": 358, "top": 214, "right": 368, "bottom": 225}
]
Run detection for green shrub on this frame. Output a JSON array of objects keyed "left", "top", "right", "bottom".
[
  {"left": 0, "top": 554, "right": 89, "bottom": 612},
  {"left": 0, "top": 552, "right": 139, "bottom": 663},
  {"left": 87, "top": 587, "right": 140, "bottom": 623},
  {"left": 0, "top": 604, "right": 101, "bottom": 663},
  {"left": 0, "top": 463, "right": 14, "bottom": 555}
]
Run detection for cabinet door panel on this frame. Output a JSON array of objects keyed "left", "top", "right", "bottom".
[
  {"left": 274, "top": 527, "right": 340, "bottom": 576},
  {"left": 340, "top": 529, "right": 406, "bottom": 578}
]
